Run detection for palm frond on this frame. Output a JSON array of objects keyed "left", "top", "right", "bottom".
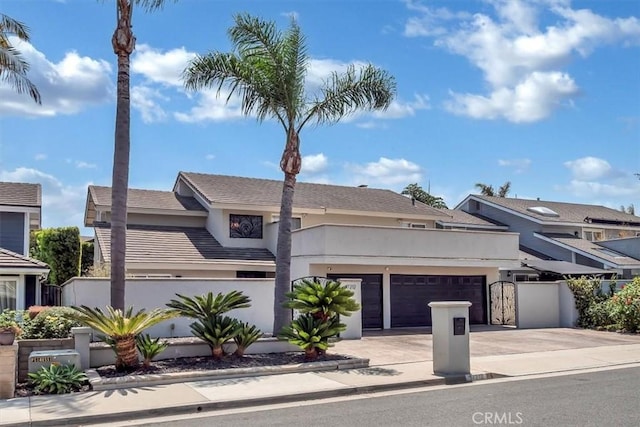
[
  {"left": 301, "top": 64, "right": 395, "bottom": 130},
  {"left": 71, "top": 305, "right": 176, "bottom": 339},
  {"left": 0, "top": 14, "right": 30, "bottom": 41}
]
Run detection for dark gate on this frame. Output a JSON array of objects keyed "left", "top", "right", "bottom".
[{"left": 489, "top": 281, "right": 516, "bottom": 326}]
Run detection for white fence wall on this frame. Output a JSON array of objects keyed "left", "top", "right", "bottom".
[
  {"left": 62, "top": 278, "right": 275, "bottom": 337},
  {"left": 515, "top": 279, "right": 632, "bottom": 329}
]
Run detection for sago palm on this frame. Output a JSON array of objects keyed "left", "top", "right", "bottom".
[
  {"left": 183, "top": 14, "right": 396, "bottom": 334},
  {"left": 0, "top": 13, "right": 40, "bottom": 103},
  {"left": 166, "top": 291, "right": 251, "bottom": 320},
  {"left": 71, "top": 305, "right": 176, "bottom": 370},
  {"left": 285, "top": 278, "right": 360, "bottom": 322}
]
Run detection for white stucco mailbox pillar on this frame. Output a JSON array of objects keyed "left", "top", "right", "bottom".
[
  {"left": 337, "top": 278, "right": 362, "bottom": 339},
  {"left": 428, "top": 301, "right": 471, "bottom": 376},
  {"left": 72, "top": 326, "right": 93, "bottom": 369}
]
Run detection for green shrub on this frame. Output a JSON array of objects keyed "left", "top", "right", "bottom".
[
  {"left": 279, "top": 314, "right": 345, "bottom": 360},
  {"left": 31, "top": 227, "right": 81, "bottom": 285},
  {"left": 566, "top": 277, "right": 607, "bottom": 328},
  {"left": 190, "top": 315, "right": 242, "bottom": 359},
  {"left": 136, "top": 334, "right": 169, "bottom": 367},
  {"left": 587, "top": 301, "right": 614, "bottom": 329},
  {"left": 284, "top": 278, "right": 360, "bottom": 322},
  {"left": 20, "top": 307, "right": 82, "bottom": 339},
  {"left": 608, "top": 278, "right": 640, "bottom": 332},
  {"left": 80, "top": 240, "right": 94, "bottom": 276},
  {"left": 28, "top": 364, "right": 87, "bottom": 394},
  {"left": 233, "top": 322, "right": 261, "bottom": 357}
]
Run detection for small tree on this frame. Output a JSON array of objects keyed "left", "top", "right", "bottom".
[{"left": 31, "top": 227, "right": 81, "bottom": 285}]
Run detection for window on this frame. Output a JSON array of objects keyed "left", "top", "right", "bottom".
[
  {"left": 402, "top": 222, "right": 427, "bottom": 229},
  {"left": 584, "top": 230, "right": 603, "bottom": 241},
  {"left": 271, "top": 215, "right": 302, "bottom": 230},
  {"left": 229, "top": 214, "right": 263, "bottom": 238},
  {"left": 0, "top": 279, "right": 17, "bottom": 311}
]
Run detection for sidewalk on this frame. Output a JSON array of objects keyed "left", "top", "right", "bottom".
[{"left": 1, "top": 341, "right": 640, "bottom": 426}]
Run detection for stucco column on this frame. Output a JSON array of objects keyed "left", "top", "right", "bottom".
[
  {"left": 72, "top": 327, "right": 92, "bottom": 369},
  {"left": 337, "top": 278, "right": 362, "bottom": 339},
  {"left": 0, "top": 343, "right": 18, "bottom": 399},
  {"left": 428, "top": 301, "right": 471, "bottom": 376}
]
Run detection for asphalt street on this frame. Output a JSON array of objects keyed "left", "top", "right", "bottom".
[{"left": 132, "top": 366, "right": 640, "bottom": 427}]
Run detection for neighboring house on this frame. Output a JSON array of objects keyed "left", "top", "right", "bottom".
[
  {"left": 84, "top": 172, "right": 520, "bottom": 329},
  {"left": 0, "top": 182, "right": 49, "bottom": 311},
  {"left": 456, "top": 195, "right": 640, "bottom": 279}
]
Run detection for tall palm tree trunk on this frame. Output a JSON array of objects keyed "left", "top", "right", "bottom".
[
  {"left": 110, "top": 1, "right": 135, "bottom": 311},
  {"left": 273, "top": 129, "right": 301, "bottom": 334}
]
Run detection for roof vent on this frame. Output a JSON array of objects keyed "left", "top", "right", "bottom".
[
  {"left": 358, "top": 184, "right": 368, "bottom": 188},
  {"left": 527, "top": 206, "right": 559, "bottom": 217}
]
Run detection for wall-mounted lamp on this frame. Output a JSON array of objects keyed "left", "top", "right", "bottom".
[
  {"left": 385, "top": 266, "right": 390, "bottom": 271},
  {"left": 507, "top": 271, "right": 512, "bottom": 278},
  {"left": 327, "top": 267, "right": 332, "bottom": 271}
]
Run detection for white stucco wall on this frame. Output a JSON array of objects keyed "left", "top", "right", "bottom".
[
  {"left": 62, "top": 278, "right": 275, "bottom": 336},
  {"left": 515, "top": 282, "right": 560, "bottom": 328}
]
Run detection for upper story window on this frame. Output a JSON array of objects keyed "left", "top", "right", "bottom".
[
  {"left": 584, "top": 230, "right": 603, "bottom": 241},
  {"left": 230, "top": 214, "right": 263, "bottom": 239},
  {"left": 271, "top": 215, "right": 301, "bottom": 230}
]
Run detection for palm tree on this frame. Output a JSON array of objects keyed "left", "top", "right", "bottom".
[
  {"left": 0, "top": 13, "right": 41, "bottom": 103},
  {"left": 183, "top": 14, "right": 396, "bottom": 333},
  {"left": 71, "top": 305, "right": 176, "bottom": 371},
  {"left": 401, "top": 183, "right": 448, "bottom": 209},
  {"left": 475, "top": 181, "right": 511, "bottom": 198},
  {"left": 109, "top": 0, "right": 174, "bottom": 310}
]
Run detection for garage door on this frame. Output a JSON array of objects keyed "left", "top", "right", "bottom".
[
  {"left": 328, "top": 274, "right": 383, "bottom": 329},
  {"left": 390, "top": 275, "right": 486, "bottom": 327}
]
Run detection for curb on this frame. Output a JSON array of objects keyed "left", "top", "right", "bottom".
[
  {"left": 88, "top": 358, "right": 370, "bottom": 390},
  {"left": 9, "top": 371, "right": 504, "bottom": 427}
]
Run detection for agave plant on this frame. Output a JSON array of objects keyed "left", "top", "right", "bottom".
[
  {"left": 279, "top": 314, "right": 346, "bottom": 360},
  {"left": 71, "top": 306, "right": 176, "bottom": 371},
  {"left": 136, "top": 334, "right": 169, "bottom": 368},
  {"left": 233, "top": 322, "right": 262, "bottom": 357},
  {"left": 190, "top": 315, "right": 243, "bottom": 359},
  {"left": 167, "top": 291, "right": 251, "bottom": 320},
  {"left": 284, "top": 279, "right": 360, "bottom": 322}
]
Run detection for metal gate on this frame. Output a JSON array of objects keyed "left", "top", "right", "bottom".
[{"left": 489, "top": 281, "right": 516, "bottom": 326}]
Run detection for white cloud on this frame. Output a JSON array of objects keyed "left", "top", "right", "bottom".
[
  {"left": 0, "top": 168, "right": 89, "bottom": 231},
  {"left": 75, "top": 161, "right": 96, "bottom": 169},
  {"left": 405, "top": 0, "right": 640, "bottom": 122},
  {"left": 498, "top": 158, "right": 532, "bottom": 173},
  {"left": 373, "top": 94, "right": 430, "bottom": 119},
  {"left": 562, "top": 179, "right": 640, "bottom": 198},
  {"left": 281, "top": 11, "right": 299, "bottom": 21},
  {"left": 35, "top": 154, "right": 47, "bottom": 161},
  {"left": 205, "top": 154, "right": 215, "bottom": 160},
  {"left": 0, "top": 39, "right": 113, "bottom": 117},
  {"left": 301, "top": 153, "right": 328, "bottom": 174},
  {"left": 348, "top": 157, "right": 422, "bottom": 187},
  {"left": 131, "top": 85, "right": 169, "bottom": 123},
  {"left": 131, "top": 44, "right": 196, "bottom": 87},
  {"left": 174, "top": 89, "right": 246, "bottom": 123},
  {"left": 564, "top": 156, "right": 612, "bottom": 180}
]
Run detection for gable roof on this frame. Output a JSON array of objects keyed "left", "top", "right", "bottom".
[
  {"left": 0, "top": 248, "right": 49, "bottom": 271},
  {"left": 94, "top": 223, "right": 275, "bottom": 265},
  {"left": 177, "top": 172, "right": 450, "bottom": 219},
  {"left": 463, "top": 195, "right": 640, "bottom": 226},
  {"left": 535, "top": 232, "right": 640, "bottom": 268},
  {"left": 85, "top": 186, "right": 206, "bottom": 226},
  {"left": 0, "top": 182, "right": 41, "bottom": 208}
]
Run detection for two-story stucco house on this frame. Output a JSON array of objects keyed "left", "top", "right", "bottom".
[
  {"left": 84, "top": 172, "right": 520, "bottom": 329},
  {"left": 0, "top": 182, "right": 49, "bottom": 311},
  {"left": 456, "top": 195, "right": 640, "bottom": 279}
]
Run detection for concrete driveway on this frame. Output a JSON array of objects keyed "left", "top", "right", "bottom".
[{"left": 332, "top": 326, "right": 640, "bottom": 367}]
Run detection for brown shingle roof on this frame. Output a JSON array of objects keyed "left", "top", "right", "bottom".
[
  {"left": 436, "top": 209, "right": 505, "bottom": 228},
  {"left": 94, "top": 223, "right": 274, "bottom": 264},
  {"left": 537, "top": 233, "right": 640, "bottom": 267},
  {"left": 0, "top": 182, "right": 41, "bottom": 207},
  {"left": 0, "top": 248, "right": 49, "bottom": 270},
  {"left": 472, "top": 195, "right": 640, "bottom": 225},
  {"left": 88, "top": 186, "right": 206, "bottom": 212},
  {"left": 178, "top": 172, "right": 450, "bottom": 218}
]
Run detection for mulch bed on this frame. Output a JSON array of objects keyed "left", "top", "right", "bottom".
[
  {"left": 14, "top": 351, "right": 351, "bottom": 397},
  {"left": 96, "top": 352, "right": 351, "bottom": 378}
]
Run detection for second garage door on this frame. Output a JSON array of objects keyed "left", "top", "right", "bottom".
[{"left": 390, "top": 275, "right": 486, "bottom": 327}]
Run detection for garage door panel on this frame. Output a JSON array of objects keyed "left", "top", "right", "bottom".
[
  {"left": 391, "top": 275, "right": 486, "bottom": 327},
  {"left": 328, "top": 274, "right": 382, "bottom": 329}
]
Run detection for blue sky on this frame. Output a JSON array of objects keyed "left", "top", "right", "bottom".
[{"left": 1, "top": 0, "right": 639, "bottom": 235}]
